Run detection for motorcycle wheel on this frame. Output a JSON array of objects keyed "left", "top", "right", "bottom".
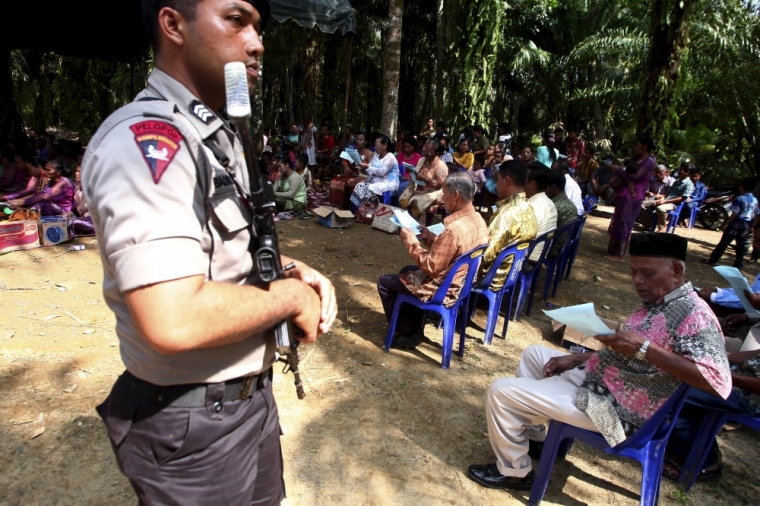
[{"left": 699, "top": 204, "right": 730, "bottom": 230}]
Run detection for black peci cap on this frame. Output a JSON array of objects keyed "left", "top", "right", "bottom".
[
  {"left": 249, "top": 0, "right": 271, "bottom": 31},
  {"left": 629, "top": 233, "right": 688, "bottom": 261}
]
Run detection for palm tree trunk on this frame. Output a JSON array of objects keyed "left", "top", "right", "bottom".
[
  {"left": 435, "top": 0, "right": 444, "bottom": 121},
  {"left": 637, "top": 0, "right": 695, "bottom": 144},
  {"left": 381, "top": 0, "right": 404, "bottom": 139}
]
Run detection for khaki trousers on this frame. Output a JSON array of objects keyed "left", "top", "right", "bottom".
[{"left": 486, "top": 345, "right": 599, "bottom": 477}]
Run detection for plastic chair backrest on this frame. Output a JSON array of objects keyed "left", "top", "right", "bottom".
[
  {"left": 583, "top": 195, "right": 597, "bottom": 213},
  {"left": 569, "top": 215, "right": 587, "bottom": 245},
  {"left": 426, "top": 245, "right": 487, "bottom": 306},
  {"left": 619, "top": 383, "right": 691, "bottom": 449},
  {"left": 398, "top": 163, "right": 406, "bottom": 179},
  {"left": 478, "top": 241, "right": 531, "bottom": 289},
  {"left": 526, "top": 230, "right": 555, "bottom": 266}
]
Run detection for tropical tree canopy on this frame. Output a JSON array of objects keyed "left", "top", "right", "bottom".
[{"left": 5, "top": 0, "right": 760, "bottom": 183}]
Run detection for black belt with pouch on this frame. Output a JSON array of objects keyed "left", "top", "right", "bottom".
[{"left": 121, "top": 368, "right": 271, "bottom": 408}]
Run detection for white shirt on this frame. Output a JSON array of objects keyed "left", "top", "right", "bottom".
[
  {"left": 527, "top": 192, "right": 558, "bottom": 262},
  {"left": 565, "top": 174, "right": 584, "bottom": 215}
]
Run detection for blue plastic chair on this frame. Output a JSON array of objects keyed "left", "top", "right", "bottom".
[
  {"left": 526, "top": 221, "right": 580, "bottom": 308},
  {"left": 511, "top": 230, "right": 555, "bottom": 322},
  {"left": 528, "top": 383, "right": 692, "bottom": 506},
  {"left": 649, "top": 201, "right": 685, "bottom": 233},
  {"left": 683, "top": 199, "right": 704, "bottom": 229},
  {"left": 678, "top": 410, "right": 760, "bottom": 492},
  {"left": 468, "top": 241, "right": 531, "bottom": 345},
  {"left": 561, "top": 214, "right": 588, "bottom": 281},
  {"left": 383, "top": 245, "right": 487, "bottom": 369},
  {"left": 582, "top": 195, "right": 597, "bottom": 213}
]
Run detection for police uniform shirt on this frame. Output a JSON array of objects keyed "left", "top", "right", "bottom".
[{"left": 82, "top": 69, "right": 276, "bottom": 385}]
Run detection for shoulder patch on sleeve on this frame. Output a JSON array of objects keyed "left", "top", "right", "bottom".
[{"left": 129, "top": 121, "right": 184, "bottom": 184}]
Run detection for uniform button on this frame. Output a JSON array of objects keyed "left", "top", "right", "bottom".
[{"left": 214, "top": 401, "right": 223, "bottom": 413}]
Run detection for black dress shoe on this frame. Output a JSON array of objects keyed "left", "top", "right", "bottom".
[
  {"left": 390, "top": 332, "right": 422, "bottom": 349},
  {"left": 467, "top": 463, "right": 534, "bottom": 490}
]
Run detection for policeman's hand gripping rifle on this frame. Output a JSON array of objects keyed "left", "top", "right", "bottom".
[{"left": 224, "top": 62, "right": 305, "bottom": 400}]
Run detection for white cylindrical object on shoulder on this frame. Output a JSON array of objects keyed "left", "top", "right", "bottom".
[{"left": 224, "top": 62, "right": 251, "bottom": 119}]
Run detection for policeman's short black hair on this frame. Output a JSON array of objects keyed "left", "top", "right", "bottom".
[{"left": 142, "top": 0, "right": 200, "bottom": 50}]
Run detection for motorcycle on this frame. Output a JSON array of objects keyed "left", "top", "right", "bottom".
[{"left": 698, "top": 189, "right": 734, "bottom": 230}]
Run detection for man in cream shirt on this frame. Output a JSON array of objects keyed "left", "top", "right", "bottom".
[{"left": 524, "top": 165, "right": 557, "bottom": 262}]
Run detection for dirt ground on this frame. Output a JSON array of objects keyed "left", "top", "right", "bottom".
[{"left": 1, "top": 207, "right": 760, "bottom": 506}]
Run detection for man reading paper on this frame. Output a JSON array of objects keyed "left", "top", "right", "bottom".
[
  {"left": 377, "top": 173, "right": 487, "bottom": 349},
  {"left": 467, "top": 233, "right": 732, "bottom": 490}
]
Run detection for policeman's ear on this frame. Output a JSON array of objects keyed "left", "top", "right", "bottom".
[{"left": 157, "top": 7, "right": 189, "bottom": 49}]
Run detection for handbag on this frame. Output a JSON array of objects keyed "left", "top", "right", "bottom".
[
  {"left": 371, "top": 203, "right": 402, "bottom": 234},
  {"left": 355, "top": 195, "right": 379, "bottom": 224}
]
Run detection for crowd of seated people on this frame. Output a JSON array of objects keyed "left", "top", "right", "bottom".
[{"left": 1, "top": 133, "right": 94, "bottom": 237}]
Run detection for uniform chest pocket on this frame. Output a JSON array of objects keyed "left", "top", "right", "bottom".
[{"left": 210, "top": 187, "right": 251, "bottom": 233}]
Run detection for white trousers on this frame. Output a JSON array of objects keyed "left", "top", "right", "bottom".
[{"left": 486, "top": 345, "right": 600, "bottom": 477}]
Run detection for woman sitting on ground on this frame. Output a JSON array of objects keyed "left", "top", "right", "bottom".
[
  {"left": 273, "top": 153, "right": 307, "bottom": 212},
  {"left": 1, "top": 156, "right": 48, "bottom": 202},
  {"left": 396, "top": 136, "right": 422, "bottom": 196},
  {"left": 69, "top": 164, "right": 95, "bottom": 236},
  {"left": 452, "top": 138, "right": 474, "bottom": 171},
  {"left": 399, "top": 139, "right": 448, "bottom": 225},
  {"left": 349, "top": 134, "right": 399, "bottom": 205},
  {"left": 330, "top": 152, "right": 363, "bottom": 209},
  {"left": 9, "top": 159, "right": 74, "bottom": 215}
]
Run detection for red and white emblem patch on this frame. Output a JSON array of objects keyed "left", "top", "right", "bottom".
[{"left": 130, "top": 121, "right": 183, "bottom": 184}]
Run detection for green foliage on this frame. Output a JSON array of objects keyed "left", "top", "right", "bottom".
[{"left": 6, "top": 0, "right": 760, "bottom": 183}]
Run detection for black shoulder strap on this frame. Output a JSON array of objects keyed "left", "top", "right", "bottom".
[{"left": 137, "top": 97, "right": 167, "bottom": 102}]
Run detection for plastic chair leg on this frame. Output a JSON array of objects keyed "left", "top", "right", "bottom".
[
  {"left": 513, "top": 278, "right": 530, "bottom": 322},
  {"left": 500, "top": 289, "right": 516, "bottom": 340},
  {"left": 457, "top": 304, "right": 468, "bottom": 357},
  {"left": 384, "top": 298, "right": 404, "bottom": 352},
  {"left": 541, "top": 261, "right": 555, "bottom": 302},
  {"left": 526, "top": 274, "right": 541, "bottom": 317},
  {"left": 528, "top": 430, "right": 568, "bottom": 506},
  {"left": 640, "top": 444, "right": 667, "bottom": 506},
  {"left": 678, "top": 411, "right": 725, "bottom": 492},
  {"left": 440, "top": 311, "right": 456, "bottom": 369}
]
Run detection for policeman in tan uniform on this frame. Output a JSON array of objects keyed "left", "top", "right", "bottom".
[{"left": 82, "top": 1, "right": 337, "bottom": 504}]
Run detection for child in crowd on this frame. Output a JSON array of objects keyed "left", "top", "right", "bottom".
[
  {"left": 705, "top": 177, "right": 759, "bottom": 269},
  {"left": 295, "top": 154, "right": 313, "bottom": 189},
  {"left": 471, "top": 159, "right": 487, "bottom": 194}
]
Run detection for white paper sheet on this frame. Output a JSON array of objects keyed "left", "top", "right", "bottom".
[
  {"left": 543, "top": 303, "right": 615, "bottom": 337},
  {"left": 714, "top": 266, "right": 760, "bottom": 314},
  {"left": 345, "top": 148, "right": 363, "bottom": 166},
  {"left": 426, "top": 223, "right": 446, "bottom": 236},
  {"left": 391, "top": 209, "right": 422, "bottom": 235}
]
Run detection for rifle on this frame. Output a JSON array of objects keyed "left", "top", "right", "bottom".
[{"left": 224, "top": 62, "right": 305, "bottom": 399}]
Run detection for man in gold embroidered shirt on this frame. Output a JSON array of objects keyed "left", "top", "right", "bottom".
[{"left": 479, "top": 160, "right": 538, "bottom": 291}]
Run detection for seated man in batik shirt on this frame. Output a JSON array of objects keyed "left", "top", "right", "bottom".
[
  {"left": 479, "top": 160, "right": 537, "bottom": 291},
  {"left": 467, "top": 233, "right": 731, "bottom": 490}
]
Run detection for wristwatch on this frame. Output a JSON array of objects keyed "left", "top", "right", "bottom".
[{"left": 635, "top": 339, "right": 651, "bottom": 360}]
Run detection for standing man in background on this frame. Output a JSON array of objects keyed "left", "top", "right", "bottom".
[{"left": 83, "top": 1, "right": 337, "bottom": 504}]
